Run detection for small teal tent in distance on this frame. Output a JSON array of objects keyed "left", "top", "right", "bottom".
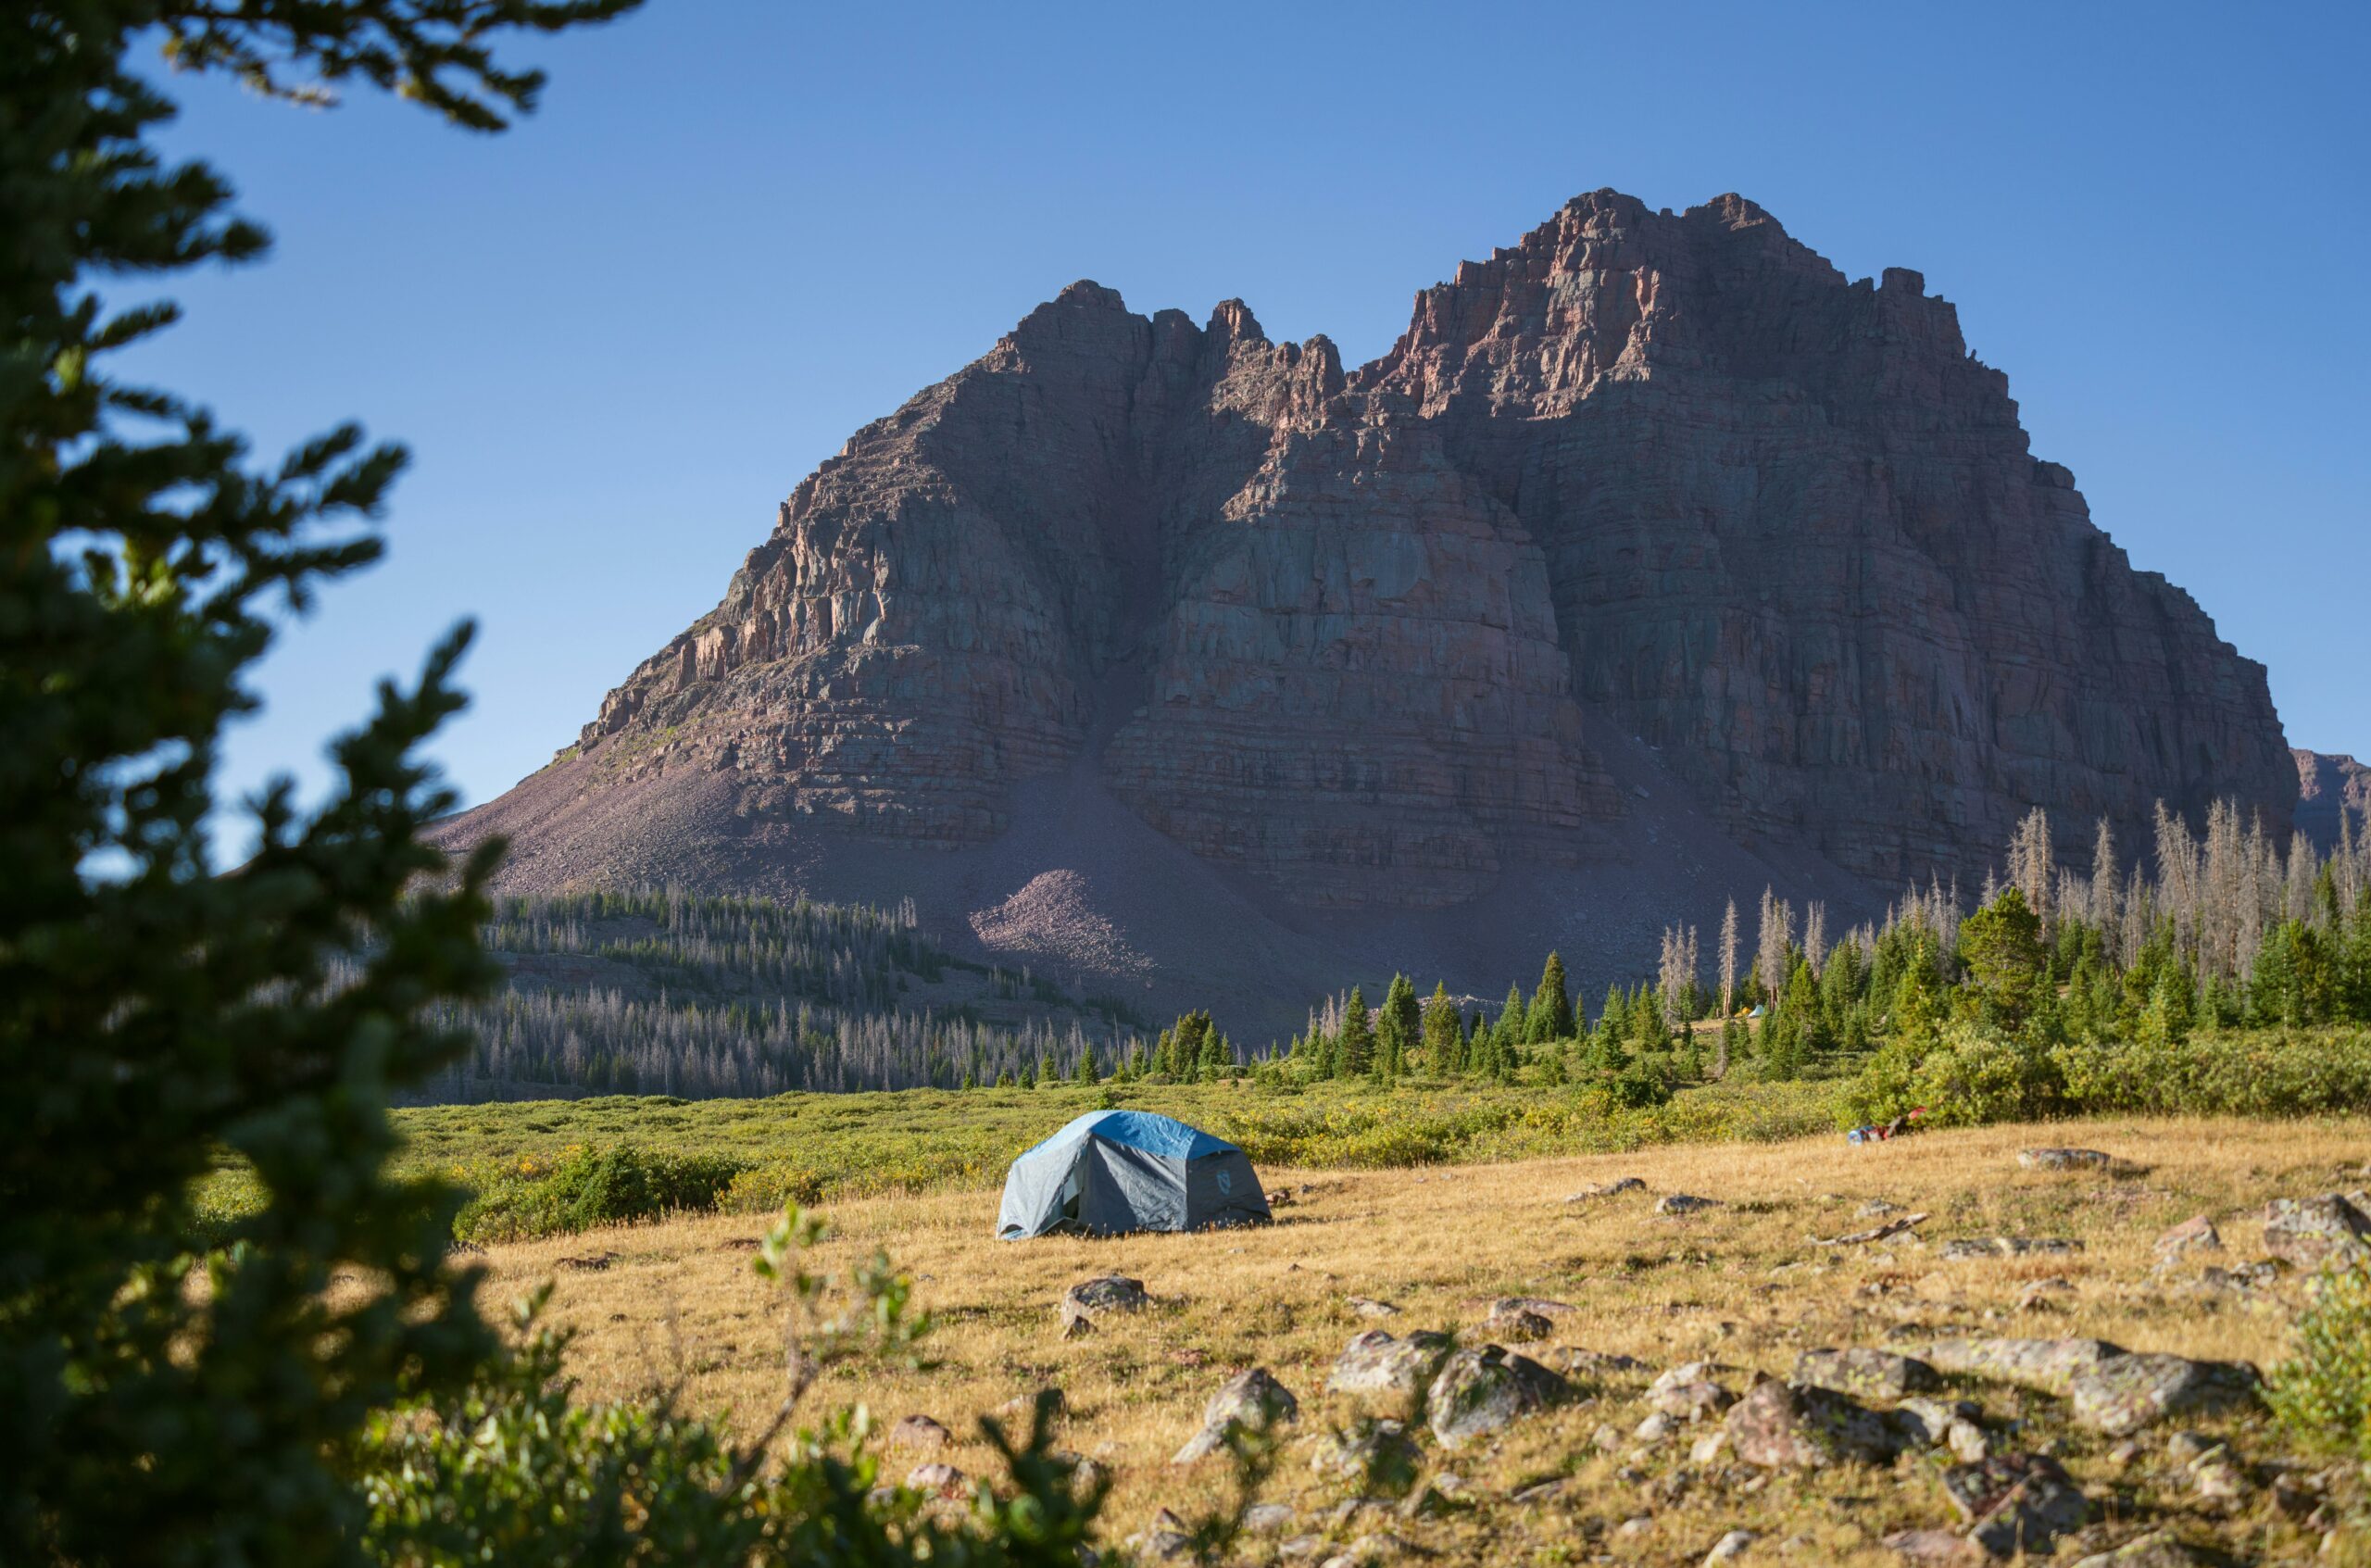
[{"left": 997, "top": 1110, "right": 1272, "bottom": 1238}]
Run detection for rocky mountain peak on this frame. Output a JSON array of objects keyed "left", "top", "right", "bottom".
[{"left": 441, "top": 189, "right": 2295, "bottom": 1025}]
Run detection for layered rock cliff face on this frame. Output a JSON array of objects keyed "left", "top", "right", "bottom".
[
  {"left": 448, "top": 190, "right": 2293, "bottom": 960},
  {"left": 2296, "top": 749, "right": 2371, "bottom": 852}
]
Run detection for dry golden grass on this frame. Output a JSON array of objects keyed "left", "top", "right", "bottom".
[{"left": 480, "top": 1116, "right": 2371, "bottom": 1565}]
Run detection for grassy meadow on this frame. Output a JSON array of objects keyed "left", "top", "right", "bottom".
[{"left": 458, "top": 1115, "right": 2371, "bottom": 1566}]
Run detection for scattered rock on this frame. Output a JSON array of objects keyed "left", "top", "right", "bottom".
[
  {"left": 1491, "top": 1295, "right": 1578, "bottom": 1317},
  {"left": 1723, "top": 1378, "right": 1897, "bottom": 1468},
  {"left": 1425, "top": 1345, "right": 1569, "bottom": 1450},
  {"left": 1704, "top": 1529, "right": 1757, "bottom": 1564},
  {"left": 1653, "top": 1379, "right": 1737, "bottom": 1423},
  {"left": 2018, "top": 1148, "right": 2114, "bottom": 1172},
  {"left": 1940, "top": 1452, "right": 2089, "bottom": 1556},
  {"left": 1634, "top": 1410, "right": 1675, "bottom": 1443},
  {"left": 2262, "top": 1194, "right": 2371, "bottom": 1269},
  {"left": 1897, "top": 1397, "right": 1988, "bottom": 1461},
  {"left": 1242, "top": 1502, "right": 1296, "bottom": 1534},
  {"left": 1060, "top": 1274, "right": 1147, "bottom": 1337},
  {"left": 1659, "top": 1194, "right": 1723, "bottom": 1216},
  {"left": 1691, "top": 1429, "right": 1732, "bottom": 1463},
  {"left": 2015, "top": 1278, "right": 2077, "bottom": 1313},
  {"left": 2069, "top": 1533, "right": 2219, "bottom": 1567},
  {"left": 554, "top": 1251, "right": 621, "bottom": 1272},
  {"left": 1566, "top": 1177, "right": 1647, "bottom": 1201},
  {"left": 1347, "top": 1296, "right": 1401, "bottom": 1319},
  {"left": 1816, "top": 1212, "right": 1929, "bottom": 1247},
  {"left": 1881, "top": 1527, "right": 1989, "bottom": 1565},
  {"left": 1326, "top": 1329, "right": 1454, "bottom": 1412},
  {"left": 1508, "top": 1477, "right": 1566, "bottom": 1505},
  {"left": 905, "top": 1462, "right": 969, "bottom": 1498},
  {"left": 1553, "top": 1348, "right": 1654, "bottom": 1381},
  {"left": 993, "top": 1387, "right": 1065, "bottom": 1422},
  {"left": 1615, "top": 1515, "right": 1655, "bottom": 1541},
  {"left": 1144, "top": 1507, "right": 1193, "bottom": 1559},
  {"left": 1938, "top": 1237, "right": 2084, "bottom": 1261},
  {"left": 1306, "top": 1420, "right": 1419, "bottom": 1486},
  {"left": 1173, "top": 1367, "right": 1298, "bottom": 1462},
  {"left": 887, "top": 1414, "right": 950, "bottom": 1451},
  {"left": 2066, "top": 1353, "right": 2262, "bottom": 1436},
  {"left": 1485, "top": 1303, "right": 1554, "bottom": 1342},
  {"left": 1650, "top": 1360, "right": 1741, "bottom": 1392},
  {"left": 1794, "top": 1347, "right": 1939, "bottom": 1400},
  {"left": 2152, "top": 1215, "right": 2223, "bottom": 1261},
  {"left": 1920, "top": 1337, "right": 2126, "bottom": 1397},
  {"left": 2189, "top": 1447, "right": 2248, "bottom": 1501},
  {"left": 1859, "top": 1199, "right": 1907, "bottom": 1218}
]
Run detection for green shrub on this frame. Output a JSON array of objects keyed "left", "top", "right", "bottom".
[
  {"left": 2051, "top": 1027, "right": 2371, "bottom": 1118},
  {"left": 2269, "top": 1260, "right": 2371, "bottom": 1460},
  {"left": 1911, "top": 1026, "right": 2065, "bottom": 1127},
  {"left": 455, "top": 1145, "right": 749, "bottom": 1244}
]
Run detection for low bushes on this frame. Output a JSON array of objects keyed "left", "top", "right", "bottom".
[
  {"left": 2270, "top": 1259, "right": 2371, "bottom": 1460},
  {"left": 454, "top": 1145, "right": 749, "bottom": 1244},
  {"left": 1841, "top": 1022, "right": 2371, "bottom": 1130}
]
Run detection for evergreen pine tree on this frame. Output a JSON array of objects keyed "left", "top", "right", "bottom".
[
  {"left": 1377, "top": 973, "right": 1420, "bottom": 1079},
  {"left": 1422, "top": 982, "right": 1461, "bottom": 1073},
  {"left": 1073, "top": 1047, "right": 1097, "bottom": 1084},
  {"left": 1338, "top": 986, "right": 1375, "bottom": 1077},
  {"left": 1492, "top": 985, "right": 1527, "bottom": 1066},
  {"left": 1528, "top": 952, "right": 1576, "bottom": 1042}
]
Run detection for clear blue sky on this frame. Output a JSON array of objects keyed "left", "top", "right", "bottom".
[{"left": 129, "top": 0, "right": 2369, "bottom": 837}]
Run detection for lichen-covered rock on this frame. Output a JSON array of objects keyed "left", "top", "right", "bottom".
[
  {"left": 1920, "top": 1337, "right": 2127, "bottom": 1397},
  {"left": 2016, "top": 1148, "right": 2114, "bottom": 1172},
  {"left": 1325, "top": 1329, "right": 1454, "bottom": 1412},
  {"left": 905, "top": 1462, "right": 969, "bottom": 1498},
  {"left": 2152, "top": 1215, "right": 2223, "bottom": 1260},
  {"left": 1938, "top": 1237, "right": 2084, "bottom": 1261},
  {"left": 1173, "top": 1366, "right": 1298, "bottom": 1461},
  {"left": 1794, "top": 1348, "right": 1939, "bottom": 1401},
  {"left": 887, "top": 1413, "right": 950, "bottom": 1451},
  {"left": 2070, "top": 1532, "right": 2219, "bottom": 1567},
  {"left": 1424, "top": 1345, "right": 1568, "bottom": 1449},
  {"left": 2065, "top": 1354, "right": 2262, "bottom": 1436},
  {"left": 1658, "top": 1194, "right": 1722, "bottom": 1216},
  {"left": 1484, "top": 1303, "right": 1553, "bottom": 1342},
  {"left": 1060, "top": 1274, "right": 1147, "bottom": 1337},
  {"left": 2262, "top": 1194, "right": 2371, "bottom": 1268},
  {"left": 1939, "top": 1453, "right": 2089, "bottom": 1558},
  {"left": 1566, "top": 1178, "right": 1647, "bottom": 1201},
  {"left": 1306, "top": 1419, "right": 1420, "bottom": 1487},
  {"left": 1723, "top": 1378, "right": 1897, "bottom": 1468},
  {"left": 1651, "top": 1379, "right": 1737, "bottom": 1423}
]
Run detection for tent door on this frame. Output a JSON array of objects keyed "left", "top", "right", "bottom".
[{"left": 1058, "top": 1168, "right": 1083, "bottom": 1223}]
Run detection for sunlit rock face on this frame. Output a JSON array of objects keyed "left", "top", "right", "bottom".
[{"left": 463, "top": 190, "right": 2293, "bottom": 908}]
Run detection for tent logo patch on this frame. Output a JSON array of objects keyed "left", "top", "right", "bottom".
[{"left": 1215, "top": 1169, "right": 1233, "bottom": 1196}]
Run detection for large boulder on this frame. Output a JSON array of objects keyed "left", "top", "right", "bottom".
[
  {"left": 1939, "top": 1453, "right": 2089, "bottom": 1557},
  {"left": 2262, "top": 1194, "right": 2371, "bottom": 1268},
  {"left": 1920, "top": 1337, "right": 2126, "bottom": 1397},
  {"left": 1424, "top": 1345, "right": 1568, "bottom": 1450},
  {"left": 2016, "top": 1148, "right": 2114, "bottom": 1172},
  {"left": 1722, "top": 1378, "right": 1897, "bottom": 1468},
  {"left": 1060, "top": 1274, "right": 1147, "bottom": 1337},
  {"left": 1938, "top": 1237, "right": 2083, "bottom": 1261},
  {"left": 1795, "top": 1348, "right": 1939, "bottom": 1401},
  {"left": 2064, "top": 1354, "right": 2262, "bottom": 1436},
  {"left": 1173, "top": 1367, "right": 1298, "bottom": 1462},
  {"left": 1325, "top": 1329, "right": 1454, "bottom": 1414}
]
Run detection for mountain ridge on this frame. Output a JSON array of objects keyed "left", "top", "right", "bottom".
[{"left": 433, "top": 188, "right": 2296, "bottom": 1032}]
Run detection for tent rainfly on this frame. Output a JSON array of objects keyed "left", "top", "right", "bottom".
[{"left": 996, "top": 1110, "right": 1271, "bottom": 1239}]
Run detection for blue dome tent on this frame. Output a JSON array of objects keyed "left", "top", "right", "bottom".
[{"left": 996, "top": 1110, "right": 1272, "bottom": 1238}]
